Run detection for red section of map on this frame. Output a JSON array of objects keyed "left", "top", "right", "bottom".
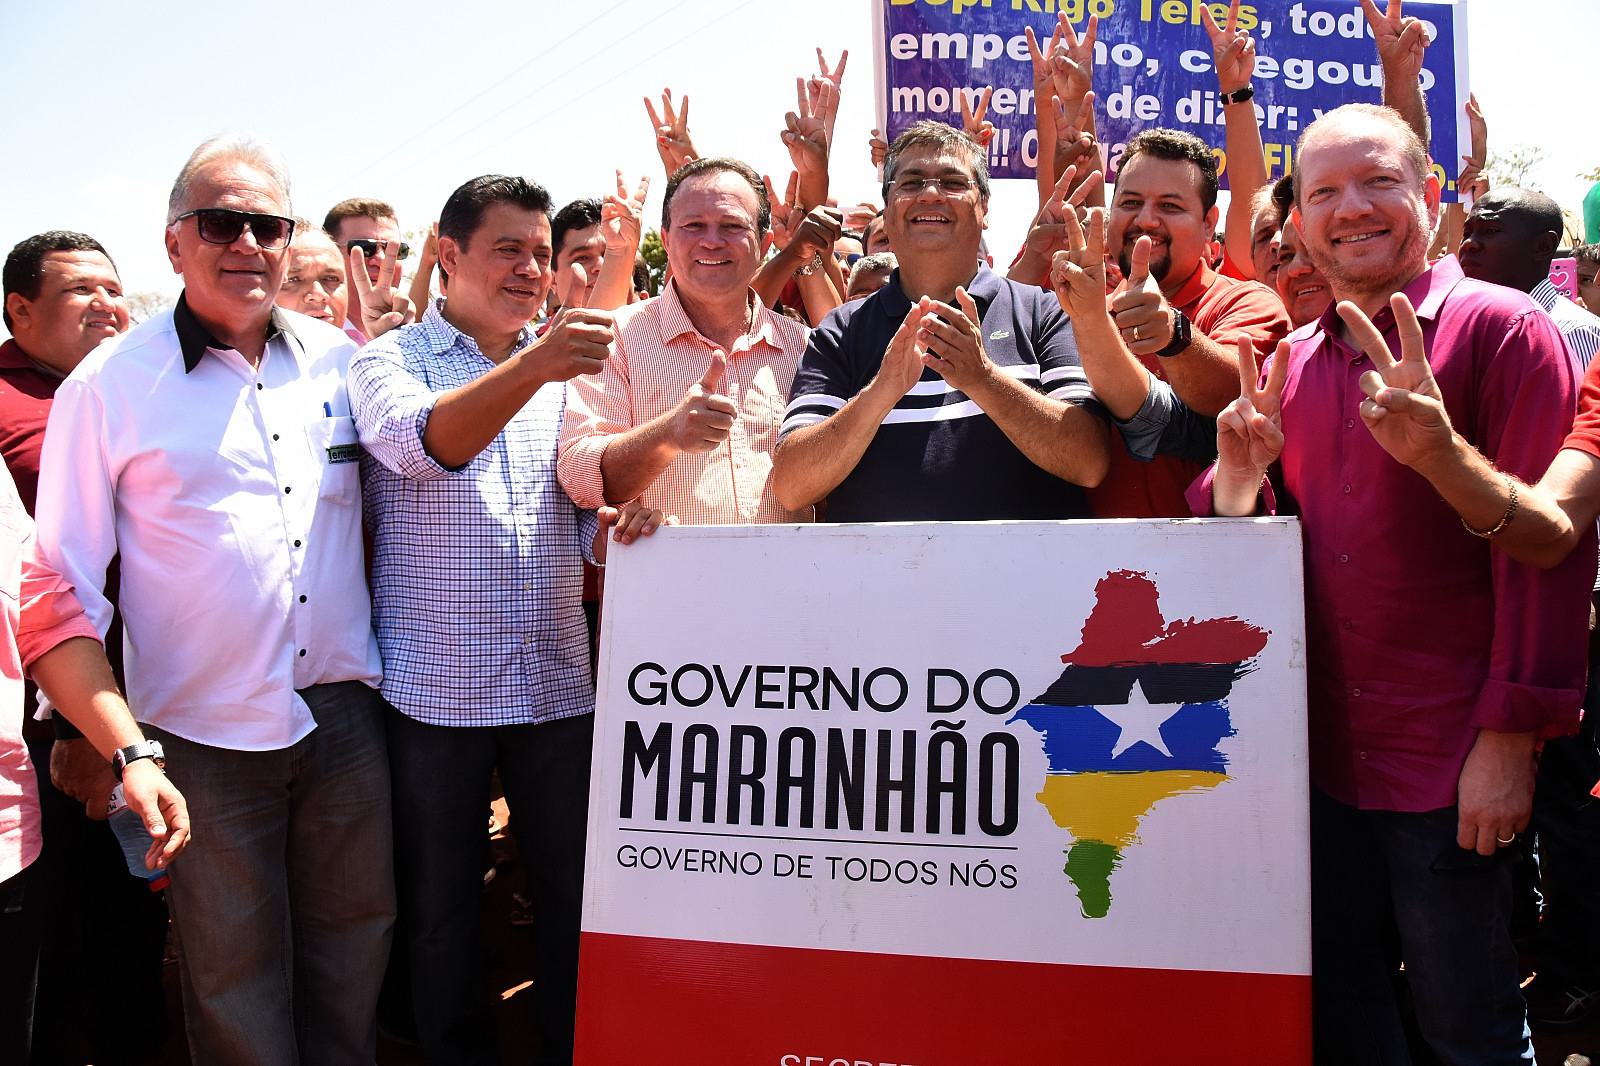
[
  {"left": 1063, "top": 570, "right": 1270, "bottom": 668},
  {"left": 575, "top": 932, "right": 1310, "bottom": 1064}
]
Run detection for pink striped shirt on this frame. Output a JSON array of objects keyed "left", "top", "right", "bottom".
[{"left": 558, "top": 281, "right": 814, "bottom": 525}]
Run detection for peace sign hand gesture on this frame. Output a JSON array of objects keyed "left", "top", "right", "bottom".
[
  {"left": 645, "top": 89, "right": 699, "bottom": 175},
  {"left": 1049, "top": 199, "right": 1111, "bottom": 319},
  {"left": 1360, "top": 0, "right": 1429, "bottom": 82},
  {"left": 1214, "top": 335, "right": 1289, "bottom": 513},
  {"left": 1200, "top": 0, "right": 1257, "bottom": 96},
  {"left": 603, "top": 171, "right": 650, "bottom": 254},
  {"left": 351, "top": 241, "right": 415, "bottom": 341},
  {"left": 1339, "top": 294, "right": 1454, "bottom": 469}
]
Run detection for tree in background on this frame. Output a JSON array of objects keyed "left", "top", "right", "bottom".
[{"left": 640, "top": 229, "right": 666, "bottom": 297}]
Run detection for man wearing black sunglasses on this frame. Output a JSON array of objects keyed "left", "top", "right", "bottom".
[
  {"left": 325, "top": 197, "right": 404, "bottom": 341},
  {"left": 35, "top": 133, "right": 392, "bottom": 1066}
]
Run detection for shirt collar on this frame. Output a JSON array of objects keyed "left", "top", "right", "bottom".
[
  {"left": 424, "top": 297, "right": 535, "bottom": 360},
  {"left": 173, "top": 290, "right": 297, "bottom": 373},
  {"left": 1528, "top": 278, "right": 1561, "bottom": 313},
  {"left": 0, "top": 338, "right": 38, "bottom": 371},
  {"left": 656, "top": 278, "right": 781, "bottom": 351},
  {"left": 1310, "top": 256, "right": 1461, "bottom": 349},
  {"left": 877, "top": 262, "right": 1002, "bottom": 319},
  {"left": 1165, "top": 259, "right": 1217, "bottom": 310}
]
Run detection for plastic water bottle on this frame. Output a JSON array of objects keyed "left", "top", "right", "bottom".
[{"left": 105, "top": 783, "right": 170, "bottom": 892}]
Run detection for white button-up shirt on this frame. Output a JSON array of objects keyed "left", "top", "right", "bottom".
[{"left": 34, "top": 295, "right": 381, "bottom": 751}]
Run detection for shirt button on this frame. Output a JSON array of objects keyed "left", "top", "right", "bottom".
[
  {"left": 1345, "top": 419, "right": 1355, "bottom": 429},
  {"left": 1343, "top": 484, "right": 1352, "bottom": 494},
  {"left": 523, "top": 582, "right": 531, "bottom": 591},
  {"left": 1339, "top": 553, "right": 1349, "bottom": 563},
  {"left": 299, "top": 595, "right": 307, "bottom": 603},
  {"left": 256, "top": 383, "right": 264, "bottom": 391},
  {"left": 1352, "top": 687, "right": 1362, "bottom": 697},
  {"left": 272, "top": 433, "right": 280, "bottom": 441},
  {"left": 299, "top": 649, "right": 307, "bottom": 657},
  {"left": 1342, "top": 620, "right": 1352, "bottom": 630},
  {"left": 293, "top": 540, "right": 302, "bottom": 548},
  {"left": 284, "top": 486, "right": 292, "bottom": 493},
  {"left": 1359, "top": 750, "right": 1369, "bottom": 760}
]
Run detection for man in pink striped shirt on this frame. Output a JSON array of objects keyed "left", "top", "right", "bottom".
[{"left": 558, "top": 158, "right": 813, "bottom": 524}]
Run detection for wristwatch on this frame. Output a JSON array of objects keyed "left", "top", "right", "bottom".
[
  {"left": 1154, "top": 309, "right": 1193, "bottom": 358},
  {"left": 1221, "top": 85, "right": 1255, "bottom": 106},
  {"left": 112, "top": 740, "right": 166, "bottom": 781}
]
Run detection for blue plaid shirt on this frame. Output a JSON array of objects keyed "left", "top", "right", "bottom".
[{"left": 349, "top": 302, "right": 599, "bottom": 727}]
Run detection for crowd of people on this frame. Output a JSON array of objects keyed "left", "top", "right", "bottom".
[{"left": 6, "top": 0, "right": 1600, "bottom": 1063}]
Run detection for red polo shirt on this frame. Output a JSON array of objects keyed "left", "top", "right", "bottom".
[{"left": 1086, "top": 262, "right": 1289, "bottom": 518}]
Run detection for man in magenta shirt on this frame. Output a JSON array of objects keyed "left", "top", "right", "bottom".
[{"left": 1202, "top": 102, "right": 1592, "bottom": 1063}]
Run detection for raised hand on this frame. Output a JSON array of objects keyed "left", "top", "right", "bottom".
[
  {"left": 521, "top": 277, "right": 612, "bottom": 382},
  {"left": 351, "top": 241, "right": 416, "bottom": 340},
  {"left": 672, "top": 350, "right": 739, "bottom": 453},
  {"left": 1200, "top": 0, "right": 1257, "bottom": 95},
  {"left": 1360, "top": 0, "right": 1429, "bottom": 81},
  {"left": 1457, "top": 93, "right": 1488, "bottom": 200},
  {"left": 783, "top": 77, "right": 830, "bottom": 208},
  {"left": 764, "top": 172, "right": 803, "bottom": 251},
  {"left": 869, "top": 129, "right": 889, "bottom": 171},
  {"left": 1216, "top": 335, "right": 1289, "bottom": 488},
  {"left": 603, "top": 170, "right": 650, "bottom": 254},
  {"left": 813, "top": 48, "right": 848, "bottom": 145},
  {"left": 1338, "top": 294, "right": 1454, "bottom": 469},
  {"left": 1051, "top": 90, "right": 1099, "bottom": 182},
  {"left": 1025, "top": 20, "right": 1066, "bottom": 96},
  {"left": 1049, "top": 11, "right": 1099, "bottom": 107},
  {"left": 645, "top": 89, "right": 698, "bottom": 175},
  {"left": 1050, "top": 201, "right": 1111, "bottom": 319},
  {"left": 1109, "top": 236, "right": 1177, "bottom": 354},
  {"left": 917, "top": 289, "right": 994, "bottom": 393},
  {"left": 959, "top": 86, "right": 996, "bottom": 148},
  {"left": 788, "top": 206, "right": 845, "bottom": 265}
]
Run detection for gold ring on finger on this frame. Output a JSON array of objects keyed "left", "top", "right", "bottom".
[{"left": 1132, "top": 325, "right": 1141, "bottom": 342}]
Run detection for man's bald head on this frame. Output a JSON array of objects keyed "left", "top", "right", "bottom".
[{"left": 1458, "top": 187, "right": 1565, "bottom": 293}]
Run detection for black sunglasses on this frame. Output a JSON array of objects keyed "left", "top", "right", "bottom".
[
  {"left": 342, "top": 238, "right": 411, "bottom": 260},
  {"left": 175, "top": 209, "right": 296, "bottom": 249}
]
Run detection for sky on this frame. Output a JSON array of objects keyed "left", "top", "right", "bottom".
[{"left": 1, "top": 0, "right": 1595, "bottom": 325}]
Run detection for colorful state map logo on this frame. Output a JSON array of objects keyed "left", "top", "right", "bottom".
[{"left": 1009, "top": 570, "right": 1270, "bottom": 918}]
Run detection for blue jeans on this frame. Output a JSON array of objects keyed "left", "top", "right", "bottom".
[
  {"left": 386, "top": 707, "right": 593, "bottom": 1066},
  {"left": 148, "top": 681, "right": 395, "bottom": 1066},
  {"left": 1310, "top": 786, "right": 1533, "bottom": 1066}
]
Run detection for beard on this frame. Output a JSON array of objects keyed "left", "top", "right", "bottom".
[
  {"left": 1306, "top": 200, "right": 1432, "bottom": 298},
  {"left": 1116, "top": 240, "right": 1172, "bottom": 287}
]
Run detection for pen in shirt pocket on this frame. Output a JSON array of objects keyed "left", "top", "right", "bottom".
[{"left": 323, "top": 402, "right": 333, "bottom": 417}]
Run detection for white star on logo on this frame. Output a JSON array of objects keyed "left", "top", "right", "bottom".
[{"left": 1099, "top": 678, "right": 1177, "bottom": 759}]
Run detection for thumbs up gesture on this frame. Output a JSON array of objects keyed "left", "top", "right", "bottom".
[
  {"left": 519, "top": 266, "right": 613, "bottom": 381},
  {"left": 671, "top": 350, "right": 739, "bottom": 453},
  {"left": 1109, "top": 235, "right": 1177, "bottom": 356}
]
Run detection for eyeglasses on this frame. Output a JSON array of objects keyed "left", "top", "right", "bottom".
[
  {"left": 175, "top": 209, "right": 296, "bottom": 249},
  {"left": 836, "top": 252, "right": 862, "bottom": 267},
  {"left": 342, "top": 238, "right": 412, "bottom": 260},
  {"left": 889, "top": 175, "right": 977, "bottom": 199}
]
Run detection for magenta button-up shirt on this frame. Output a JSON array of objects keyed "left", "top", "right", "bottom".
[{"left": 1191, "top": 256, "right": 1595, "bottom": 812}]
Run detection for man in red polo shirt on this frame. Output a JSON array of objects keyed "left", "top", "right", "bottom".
[
  {"left": 1077, "top": 129, "right": 1288, "bottom": 518},
  {"left": 1, "top": 230, "right": 171, "bottom": 1061}
]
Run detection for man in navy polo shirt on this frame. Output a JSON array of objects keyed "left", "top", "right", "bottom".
[{"left": 771, "top": 121, "right": 1109, "bottom": 522}]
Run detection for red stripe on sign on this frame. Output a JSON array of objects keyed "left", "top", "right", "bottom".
[{"left": 575, "top": 932, "right": 1310, "bottom": 1064}]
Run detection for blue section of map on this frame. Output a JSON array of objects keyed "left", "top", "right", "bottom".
[{"left": 1010, "top": 700, "right": 1235, "bottom": 773}]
